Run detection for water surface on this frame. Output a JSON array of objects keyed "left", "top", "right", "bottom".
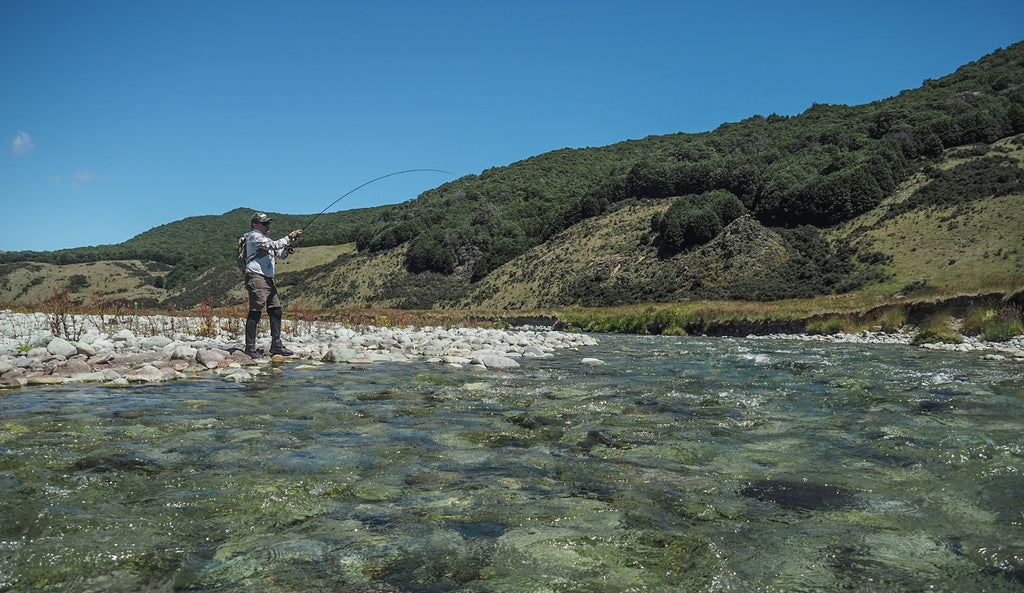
[{"left": 1, "top": 335, "right": 1022, "bottom": 592}]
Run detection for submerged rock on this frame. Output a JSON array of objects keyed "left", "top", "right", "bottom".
[
  {"left": 740, "top": 479, "right": 854, "bottom": 511},
  {"left": 323, "top": 346, "right": 358, "bottom": 362},
  {"left": 71, "top": 453, "right": 160, "bottom": 473},
  {"left": 336, "top": 583, "right": 405, "bottom": 593}
]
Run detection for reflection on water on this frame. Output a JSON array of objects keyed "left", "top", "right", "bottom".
[{"left": 1, "top": 335, "right": 1022, "bottom": 592}]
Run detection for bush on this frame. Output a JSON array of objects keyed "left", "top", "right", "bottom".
[
  {"left": 962, "top": 307, "right": 997, "bottom": 335},
  {"left": 888, "top": 155, "right": 1024, "bottom": 219},
  {"left": 807, "top": 316, "right": 851, "bottom": 335},
  {"left": 973, "top": 306, "right": 1024, "bottom": 341},
  {"left": 873, "top": 307, "right": 907, "bottom": 333},
  {"left": 707, "top": 190, "right": 747, "bottom": 223},
  {"left": 68, "top": 274, "right": 90, "bottom": 291},
  {"left": 678, "top": 209, "right": 722, "bottom": 250},
  {"left": 911, "top": 314, "right": 963, "bottom": 345}
]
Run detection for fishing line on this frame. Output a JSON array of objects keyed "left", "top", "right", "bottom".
[{"left": 300, "top": 168, "right": 455, "bottom": 232}]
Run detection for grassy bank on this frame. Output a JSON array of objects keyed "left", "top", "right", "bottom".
[
  {"left": 548, "top": 292, "right": 1024, "bottom": 343},
  {"left": 8, "top": 288, "right": 1024, "bottom": 345}
]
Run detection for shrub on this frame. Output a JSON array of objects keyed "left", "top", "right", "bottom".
[
  {"left": 40, "top": 288, "right": 86, "bottom": 341},
  {"left": 68, "top": 274, "right": 90, "bottom": 291},
  {"left": 911, "top": 314, "right": 963, "bottom": 345},
  {"left": 807, "top": 316, "right": 850, "bottom": 335},
  {"left": 980, "top": 307, "right": 1024, "bottom": 341},
  {"left": 707, "top": 189, "right": 747, "bottom": 223},
  {"left": 962, "top": 306, "right": 1023, "bottom": 341},
  {"left": 962, "top": 307, "right": 997, "bottom": 335},
  {"left": 887, "top": 155, "right": 1024, "bottom": 218},
  {"left": 874, "top": 307, "right": 907, "bottom": 333},
  {"left": 656, "top": 190, "right": 749, "bottom": 256}
]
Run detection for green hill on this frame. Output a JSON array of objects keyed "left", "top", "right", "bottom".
[{"left": 1, "top": 42, "right": 1023, "bottom": 312}]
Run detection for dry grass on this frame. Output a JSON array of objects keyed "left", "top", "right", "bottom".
[
  {"left": 0, "top": 260, "right": 169, "bottom": 306},
  {"left": 277, "top": 244, "right": 355, "bottom": 271},
  {"left": 14, "top": 283, "right": 1023, "bottom": 343},
  {"left": 857, "top": 195, "right": 1024, "bottom": 295}
]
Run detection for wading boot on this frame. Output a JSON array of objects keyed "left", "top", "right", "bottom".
[
  {"left": 268, "top": 307, "right": 293, "bottom": 356},
  {"left": 269, "top": 338, "right": 294, "bottom": 356},
  {"left": 244, "top": 310, "right": 263, "bottom": 358}
]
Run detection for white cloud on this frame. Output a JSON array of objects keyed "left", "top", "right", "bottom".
[
  {"left": 72, "top": 170, "right": 97, "bottom": 182},
  {"left": 71, "top": 169, "right": 106, "bottom": 190},
  {"left": 11, "top": 130, "right": 36, "bottom": 155}
]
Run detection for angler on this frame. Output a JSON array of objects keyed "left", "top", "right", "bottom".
[
  {"left": 237, "top": 169, "right": 453, "bottom": 358},
  {"left": 241, "top": 212, "right": 303, "bottom": 358}
]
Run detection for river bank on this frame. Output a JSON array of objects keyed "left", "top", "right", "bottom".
[
  {"left": 1, "top": 309, "right": 1021, "bottom": 389},
  {"left": 0, "top": 310, "right": 598, "bottom": 388},
  {"left": 749, "top": 328, "right": 1024, "bottom": 360}
]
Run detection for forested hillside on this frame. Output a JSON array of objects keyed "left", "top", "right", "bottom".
[
  {"left": 1, "top": 42, "right": 1022, "bottom": 310},
  {"left": 0, "top": 206, "right": 391, "bottom": 290},
  {"left": 355, "top": 42, "right": 1022, "bottom": 281}
]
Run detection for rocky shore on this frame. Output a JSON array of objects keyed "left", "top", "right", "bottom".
[
  {"left": 749, "top": 328, "right": 1024, "bottom": 360},
  {"left": 0, "top": 310, "right": 599, "bottom": 389},
  {"left": 2, "top": 309, "right": 1021, "bottom": 389}
]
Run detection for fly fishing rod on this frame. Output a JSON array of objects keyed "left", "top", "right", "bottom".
[{"left": 299, "top": 168, "right": 455, "bottom": 233}]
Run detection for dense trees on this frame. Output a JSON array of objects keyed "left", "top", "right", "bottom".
[
  {"left": 653, "top": 190, "right": 748, "bottom": 254},
  {"left": 406, "top": 230, "right": 456, "bottom": 275}
]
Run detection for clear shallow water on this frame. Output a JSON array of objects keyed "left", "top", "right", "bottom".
[{"left": 1, "top": 334, "right": 1022, "bottom": 592}]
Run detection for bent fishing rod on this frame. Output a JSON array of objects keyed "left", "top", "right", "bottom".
[{"left": 299, "top": 168, "right": 455, "bottom": 233}]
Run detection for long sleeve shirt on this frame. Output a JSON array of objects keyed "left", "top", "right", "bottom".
[{"left": 243, "top": 229, "right": 295, "bottom": 278}]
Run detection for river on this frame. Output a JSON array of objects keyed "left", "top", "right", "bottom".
[{"left": 1, "top": 334, "right": 1021, "bottom": 592}]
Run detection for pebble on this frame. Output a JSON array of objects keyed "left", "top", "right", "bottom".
[{"left": 0, "top": 310, "right": 599, "bottom": 388}]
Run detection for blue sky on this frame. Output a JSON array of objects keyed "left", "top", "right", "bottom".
[{"left": 2, "top": 0, "right": 1022, "bottom": 252}]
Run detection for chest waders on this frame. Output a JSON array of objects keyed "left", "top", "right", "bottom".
[{"left": 245, "top": 305, "right": 292, "bottom": 357}]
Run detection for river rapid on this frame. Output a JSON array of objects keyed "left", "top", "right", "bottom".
[{"left": 1, "top": 334, "right": 1022, "bottom": 592}]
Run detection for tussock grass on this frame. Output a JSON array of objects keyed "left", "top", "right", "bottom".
[
  {"left": 806, "top": 316, "right": 855, "bottom": 335},
  {"left": 963, "top": 306, "right": 1024, "bottom": 341},
  {"left": 911, "top": 313, "right": 964, "bottom": 345},
  {"left": 873, "top": 306, "right": 909, "bottom": 333},
  {"left": 982, "top": 314, "right": 1024, "bottom": 341},
  {"left": 556, "top": 294, "right": 898, "bottom": 335},
  {"left": 805, "top": 306, "right": 909, "bottom": 335}
]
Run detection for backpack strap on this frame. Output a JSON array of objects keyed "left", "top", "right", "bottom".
[{"left": 244, "top": 232, "right": 270, "bottom": 264}]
